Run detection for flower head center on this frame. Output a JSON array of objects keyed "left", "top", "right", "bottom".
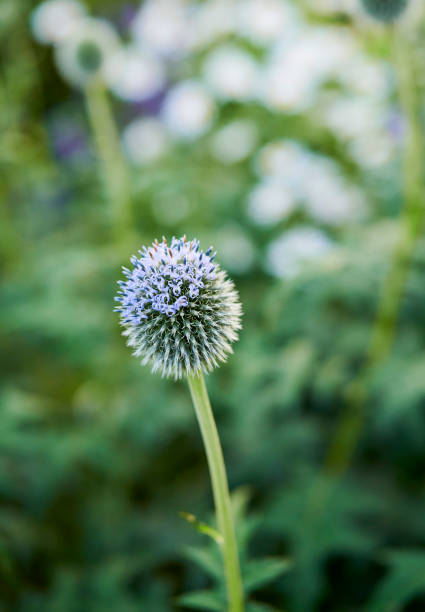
[{"left": 76, "top": 40, "right": 103, "bottom": 72}]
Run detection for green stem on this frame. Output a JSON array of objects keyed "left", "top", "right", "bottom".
[
  {"left": 325, "top": 27, "right": 424, "bottom": 476},
  {"left": 366, "top": 30, "right": 423, "bottom": 367},
  {"left": 85, "top": 79, "right": 132, "bottom": 238},
  {"left": 187, "top": 372, "right": 244, "bottom": 612},
  {"left": 0, "top": 62, "right": 26, "bottom": 263}
]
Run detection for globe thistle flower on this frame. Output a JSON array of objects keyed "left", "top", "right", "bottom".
[
  {"left": 131, "top": 0, "right": 189, "bottom": 58},
  {"left": 122, "top": 118, "right": 169, "bottom": 166},
  {"left": 54, "top": 17, "right": 119, "bottom": 88},
  {"left": 161, "top": 80, "right": 216, "bottom": 140},
  {"left": 247, "top": 178, "right": 296, "bottom": 226},
  {"left": 30, "top": 0, "right": 86, "bottom": 45},
  {"left": 104, "top": 45, "right": 166, "bottom": 102},
  {"left": 203, "top": 44, "right": 259, "bottom": 102},
  {"left": 210, "top": 120, "right": 258, "bottom": 165},
  {"left": 114, "top": 236, "right": 242, "bottom": 378},
  {"left": 360, "top": 0, "right": 409, "bottom": 22},
  {"left": 266, "top": 226, "right": 334, "bottom": 278}
]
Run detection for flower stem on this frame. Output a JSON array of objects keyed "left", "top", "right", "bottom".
[
  {"left": 187, "top": 372, "right": 244, "bottom": 612},
  {"left": 85, "top": 79, "right": 132, "bottom": 239},
  {"left": 325, "top": 27, "right": 424, "bottom": 476}
]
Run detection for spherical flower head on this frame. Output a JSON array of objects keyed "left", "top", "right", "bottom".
[
  {"left": 161, "top": 80, "right": 216, "bottom": 140},
  {"left": 30, "top": 0, "right": 86, "bottom": 45},
  {"left": 54, "top": 17, "right": 119, "bottom": 88},
  {"left": 104, "top": 46, "right": 166, "bottom": 102},
  {"left": 114, "top": 236, "right": 242, "bottom": 379},
  {"left": 360, "top": 0, "right": 409, "bottom": 22}
]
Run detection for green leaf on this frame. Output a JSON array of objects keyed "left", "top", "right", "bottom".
[
  {"left": 231, "top": 486, "right": 252, "bottom": 520},
  {"left": 176, "top": 590, "right": 225, "bottom": 611},
  {"left": 244, "top": 557, "right": 292, "bottom": 593},
  {"left": 184, "top": 546, "right": 222, "bottom": 580},
  {"left": 368, "top": 550, "right": 425, "bottom": 612},
  {"left": 236, "top": 514, "right": 263, "bottom": 557}
]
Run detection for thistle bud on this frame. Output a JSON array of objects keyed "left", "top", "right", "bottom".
[
  {"left": 115, "top": 237, "right": 242, "bottom": 379},
  {"left": 360, "top": 0, "right": 409, "bottom": 22}
]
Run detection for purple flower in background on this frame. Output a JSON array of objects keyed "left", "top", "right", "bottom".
[
  {"left": 50, "top": 120, "right": 88, "bottom": 161},
  {"left": 117, "top": 4, "right": 138, "bottom": 31}
]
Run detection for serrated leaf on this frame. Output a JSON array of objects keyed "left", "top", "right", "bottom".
[
  {"left": 244, "top": 557, "right": 292, "bottom": 593},
  {"left": 368, "top": 550, "right": 425, "bottom": 612},
  {"left": 184, "top": 546, "right": 222, "bottom": 580},
  {"left": 176, "top": 590, "right": 225, "bottom": 611}
]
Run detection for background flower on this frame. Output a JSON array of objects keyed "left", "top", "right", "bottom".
[
  {"left": 202, "top": 44, "right": 260, "bottom": 102},
  {"left": 361, "top": 0, "right": 409, "bottom": 21},
  {"left": 104, "top": 46, "right": 166, "bottom": 102},
  {"left": 30, "top": 0, "right": 86, "bottom": 44},
  {"left": 54, "top": 17, "right": 119, "bottom": 87},
  {"left": 122, "top": 117, "right": 169, "bottom": 166},
  {"left": 160, "top": 80, "right": 216, "bottom": 139},
  {"left": 266, "top": 226, "right": 335, "bottom": 277}
]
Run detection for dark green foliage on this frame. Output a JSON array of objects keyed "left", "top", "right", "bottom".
[
  {"left": 368, "top": 551, "right": 425, "bottom": 612},
  {"left": 177, "top": 489, "right": 290, "bottom": 611}
]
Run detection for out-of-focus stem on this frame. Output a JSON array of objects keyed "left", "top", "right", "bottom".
[
  {"left": 187, "top": 372, "right": 244, "bottom": 612},
  {"left": 0, "top": 64, "right": 25, "bottom": 264},
  {"left": 85, "top": 79, "right": 132, "bottom": 239},
  {"left": 325, "top": 28, "right": 424, "bottom": 476}
]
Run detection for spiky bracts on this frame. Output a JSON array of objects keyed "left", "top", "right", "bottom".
[
  {"left": 360, "top": 0, "right": 409, "bottom": 22},
  {"left": 115, "top": 236, "right": 242, "bottom": 378}
]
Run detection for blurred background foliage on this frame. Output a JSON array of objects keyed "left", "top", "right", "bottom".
[{"left": 2, "top": 0, "right": 425, "bottom": 610}]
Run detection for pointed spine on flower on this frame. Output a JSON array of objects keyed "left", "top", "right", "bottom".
[{"left": 114, "top": 236, "right": 242, "bottom": 379}]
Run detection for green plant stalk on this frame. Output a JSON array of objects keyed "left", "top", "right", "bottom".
[
  {"left": 0, "top": 63, "right": 27, "bottom": 263},
  {"left": 85, "top": 79, "right": 132, "bottom": 238},
  {"left": 187, "top": 372, "right": 244, "bottom": 612},
  {"left": 325, "top": 28, "right": 424, "bottom": 476}
]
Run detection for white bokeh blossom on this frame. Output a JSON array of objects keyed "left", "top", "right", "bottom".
[
  {"left": 122, "top": 117, "right": 169, "bottom": 166},
  {"left": 161, "top": 81, "right": 215, "bottom": 140},
  {"left": 203, "top": 45, "right": 259, "bottom": 102},
  {"left": 247, "top": 179, "right": 297, "bottom": 226},
  {"left": 31, "top": 0, "right": 86, "bottom": 45},
  {"left": 131, "top": 0, "right": 189, "bottom": 57},
  {"left": 266, "top": 227, "right": 335, "bottom": 278},
  {"left": 104, "top": 46, "right": 166, "bottom": 102},
  {"left": 210, "top": 120, "right": 258, "bottom": 164},
  {"left": 236, "top": 0, "right": 298, "bottom": 46}
]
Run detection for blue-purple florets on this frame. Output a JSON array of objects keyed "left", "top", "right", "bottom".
[
  {"left": 115, "top": 236, "right": 242, "bottom": 378},
  {"left": 117, "top": 237, "right": 216, "bottom": 323}
]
